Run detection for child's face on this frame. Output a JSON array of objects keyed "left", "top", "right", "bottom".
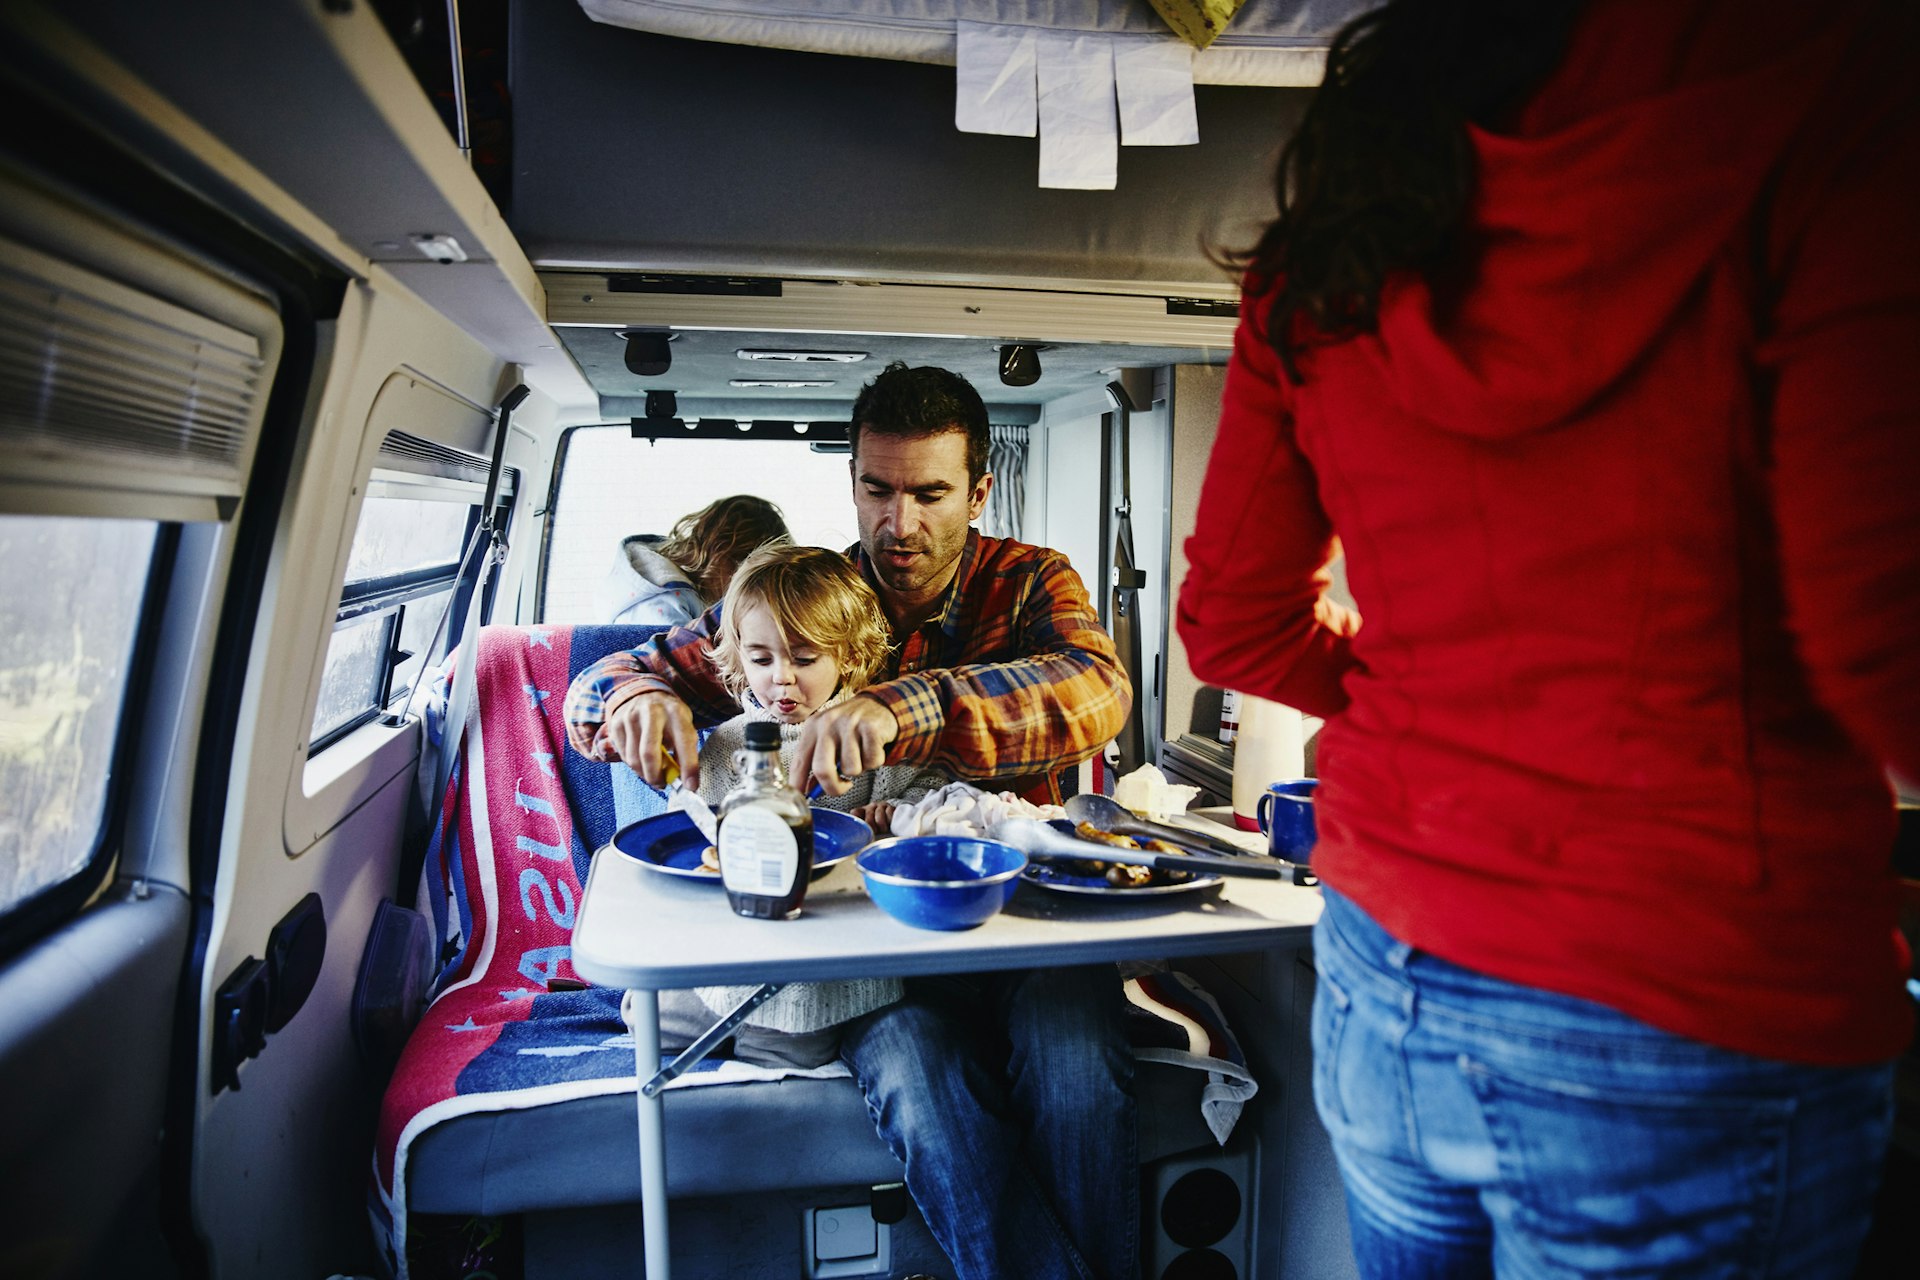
[{"left": 735, "top": 602, "right": 844, "bottom": 724}]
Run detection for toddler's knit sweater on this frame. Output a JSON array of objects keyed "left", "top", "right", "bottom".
[{"left": 692, "top": 695, "right": 947, "bottom": 1033}]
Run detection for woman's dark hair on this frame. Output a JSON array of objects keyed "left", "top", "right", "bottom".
[
  {"left": 1236, "top": 0, "right": 1585, "bottom": 379},
  {"left": 849, "top": 361, "right": 992, "bottom": 485}
]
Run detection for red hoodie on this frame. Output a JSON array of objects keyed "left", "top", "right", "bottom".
[{"left": 1178, "top": 0, "right": 1917, "bottom": 1065}]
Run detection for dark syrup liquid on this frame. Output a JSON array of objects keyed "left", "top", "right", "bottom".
[{"left": 720, "top": 807, "right": 814, "bottom": 919}]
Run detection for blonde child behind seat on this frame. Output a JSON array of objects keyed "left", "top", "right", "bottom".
[
  {"left": 659, "top": 543, "right": 948, "bottom": 1067},
  {"left": 598, "top": 493, "right": 790, "bottom": 626}
]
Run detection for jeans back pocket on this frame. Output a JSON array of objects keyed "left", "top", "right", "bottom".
[{"left": 1463, "top": 1059, "right": 1792, "bottom": 1277}]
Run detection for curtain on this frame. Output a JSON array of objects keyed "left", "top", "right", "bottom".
[{"left": 982, "top": 424, "right": 1028, "bottom": 540}]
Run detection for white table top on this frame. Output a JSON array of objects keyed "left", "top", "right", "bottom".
[{"left": 570, "top": 808, "right": 1323, "bottom": 990}]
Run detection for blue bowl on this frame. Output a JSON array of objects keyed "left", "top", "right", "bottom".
[{"left": 856, "top": 836, "right": 1027, "bottom": 931}]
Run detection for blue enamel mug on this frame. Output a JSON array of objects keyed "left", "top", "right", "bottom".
[{"left": 1256, "top": 779, "right": 1318, "bottom": 863}]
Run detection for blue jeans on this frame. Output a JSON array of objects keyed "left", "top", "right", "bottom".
[
  {"left": 839, "top": 966, "right": 1139, "bottom": 1280},
  {"left": 1312, "top": 887, "right": 1897, "bottom": 1279}
]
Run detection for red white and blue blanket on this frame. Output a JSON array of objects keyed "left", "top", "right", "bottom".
[
  {"left": 374, "top": 624, "right": 698, "bottom": 1275},
  {"left": 372, "top": 624, "right": 1257, "bottom": 1277}
]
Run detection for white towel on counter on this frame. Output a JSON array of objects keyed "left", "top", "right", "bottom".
[{"left": 886, "top": 780, "right": 1066, "bottom": 837}]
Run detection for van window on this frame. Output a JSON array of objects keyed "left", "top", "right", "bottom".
[
  {"left": 0, "top": 514, "right": 160, "bottom": 917},
  {"left": 540, "top": 427, "right": 861, "bottom": 622},
  {"left": 309, "top": 488, "right": 476, "bottom": 752}
]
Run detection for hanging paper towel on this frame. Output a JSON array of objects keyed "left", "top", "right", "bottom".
[{"left": 1230, "top": 693, "right": 1305, "bottom": 831}]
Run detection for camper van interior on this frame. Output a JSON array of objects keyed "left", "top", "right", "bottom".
[{"left": 0, "top": 2, "right": 1913, "bottom": 1279}]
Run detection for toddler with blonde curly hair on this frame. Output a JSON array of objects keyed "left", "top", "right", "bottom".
[
  {"left": 663, "top": 544, "right": 948, "bottom": 1067},
  {"left": 697, "top": 542, "right": 944, "bottom": 831}
]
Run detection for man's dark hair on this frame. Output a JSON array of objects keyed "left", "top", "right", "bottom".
[{"left": 849, "top": 362, "right": 991, "bottom": 485}]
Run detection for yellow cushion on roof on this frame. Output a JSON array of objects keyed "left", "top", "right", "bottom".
[{"left": 1146, "top": 0, "right": 1250, "bottom": 50}]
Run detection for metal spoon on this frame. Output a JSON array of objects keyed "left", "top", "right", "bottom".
[
  {"left": 1062, "top": 794, "right": 1318, "bottom": 884},
  {"left": 1063, "top": 793, "right": 1254, "bottom": 859}
]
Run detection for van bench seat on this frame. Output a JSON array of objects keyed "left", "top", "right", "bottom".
[
  {"left": 407, "top": 1055, "right": 1212, "bottom": 1216},
  {"left": 376, "top": 625, "right": 1225, "bottom": 1275}
]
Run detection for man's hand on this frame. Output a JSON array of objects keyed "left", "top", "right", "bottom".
[
  {"left": 792, "top": 696, "right": 900, "bottom": 797},
  {"left": 597, "top": 690, "right": 702, "bottom": 789}
]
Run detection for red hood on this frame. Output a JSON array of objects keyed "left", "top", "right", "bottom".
[{"left": 1354, "top": 3, "right": 1856, "bottom": 441}]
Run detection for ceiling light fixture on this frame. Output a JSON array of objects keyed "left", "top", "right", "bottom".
[
  {"left": 729, "top": 378, "right": 836, "bottom": 389},
  {"left": 409, "top": 233, "right": 468, "bottom": 264},
  {"left": 623, "top": 331, "right": 673, "bottom": 377},
  {"left": 735, "top": 349, "right": 869, "bottom": 363},
  {"left": 999, "top": 343, "right": 1045, "bottom": 387}
]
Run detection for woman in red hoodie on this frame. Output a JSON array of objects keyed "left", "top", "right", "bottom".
[{"left": 1178, "top": 0, "right": 1917, "bottom": 1274}]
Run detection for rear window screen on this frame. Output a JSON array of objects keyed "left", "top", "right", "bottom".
[{"left": 541, "top": 428, "right": 860, "bottom": 623}]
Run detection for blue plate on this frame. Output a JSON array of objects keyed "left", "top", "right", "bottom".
[
  {"left": 1020, "top": 819, "right": 1223, "bottom": 897},
  {"left": 611, "top": 807, "right": 873, "bottom": 881},
  {"left": 1021, "top": 862, "right": 1221, "bottom": 897}
]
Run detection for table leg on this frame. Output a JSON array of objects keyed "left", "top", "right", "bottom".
[
  {"left": 644, "top": 982, "right": 785, "bottom": 1097},
  {"left": 620, "top": 988, "right": 671, "bottom": 1280}
]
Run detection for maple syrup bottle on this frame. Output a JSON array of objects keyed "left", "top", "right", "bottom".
[{"left": 715, "top": 721, "right": 814, "bottom": 919}]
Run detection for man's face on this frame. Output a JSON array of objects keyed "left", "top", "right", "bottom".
[{"left": 851, "top": 429, "right": 992, "bottom": 605}]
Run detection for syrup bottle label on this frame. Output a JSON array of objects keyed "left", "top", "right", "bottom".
[{"left": 718, "top": 805, "right": 800, "bottom": 896}]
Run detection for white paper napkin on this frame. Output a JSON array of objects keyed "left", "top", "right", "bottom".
[
  {"left": 1115, "top": 38, "right": 1200, "bottom": 146},
  {"left": 955, "top": 20, "right": 1038, "bottom": 136},
  {"left": 1037, "top": 31, "right": 1118, "bottom": 189}
]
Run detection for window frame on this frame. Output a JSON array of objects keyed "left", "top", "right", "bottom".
[
  {"left": 306, "top": 480, "right": 505, "bottom": 757},
  {"left": 533, "top": 422, "right": 586, "bottom": 623},
  {"left": 0, "top": 522, "right": 178, "bottom": 963}
]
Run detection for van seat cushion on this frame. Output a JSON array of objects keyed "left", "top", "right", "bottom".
[
  {"left": 408, "top": 1039, "right": 898, "bottom": 1214},
  {"left": 407, "top": 1026, "right": 1212, "bottom": 1216}
]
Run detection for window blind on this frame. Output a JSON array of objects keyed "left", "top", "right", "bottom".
[{"left": 0, "top": 234, "right": 275, "bottom": 521}]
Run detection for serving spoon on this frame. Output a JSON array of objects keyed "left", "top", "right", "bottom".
[
  {"left": 1063, "top": 793, "right": 1253, "bottom": 859},
  {"left": 1062, "top": 794, "right": 1318, "bottom": 884}
]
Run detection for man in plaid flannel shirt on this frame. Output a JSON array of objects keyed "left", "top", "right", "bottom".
[
  {"left": 563, "top": 363, "right": 1140, "bottom": 1280},
  {"left": 564, "top": 381, "right": 1131, "bottom": 807}
]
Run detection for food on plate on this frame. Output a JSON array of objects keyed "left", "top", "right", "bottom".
[
  {"left": 1073, "top": 821, "right": 1136, "bottom": 849},
  {"left": 699, "top": 844, "right": 720, "bottom": 873},
  {"left": 1059, "top": 822, "right": 1194, "bottom": 888},
  {"left": 1072, "top": 820, "right": 1179, "bottom": 854}
]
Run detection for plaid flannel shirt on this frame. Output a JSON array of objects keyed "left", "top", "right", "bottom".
[{"left": 564, "top": 531, "right": 1132, "bottom": 803}]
